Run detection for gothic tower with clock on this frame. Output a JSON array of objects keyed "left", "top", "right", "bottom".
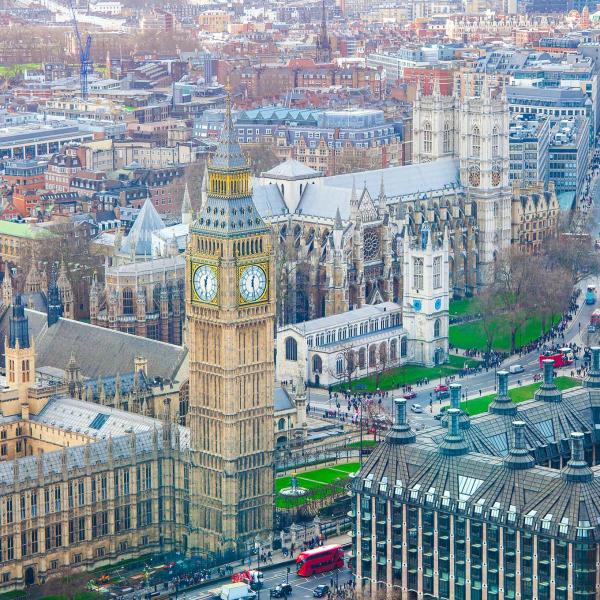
[{"left": 186, "top": 95, "right": 275, "bottom": 555}]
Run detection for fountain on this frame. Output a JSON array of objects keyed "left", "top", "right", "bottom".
[{"left": 279, "top": 472, "right": 309, "bottom": 497}]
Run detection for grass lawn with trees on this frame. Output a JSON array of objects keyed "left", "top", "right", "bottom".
[
  {"left": 449, "top": 314, "right": 562, "bottom": 353},
  {"left": 275, "top": 462, "right": 360, "bottom": 508},
  {"left": 334, "top": 354, "right": 481, "bottom": 392},
  {"left": 442, "top": 376, "right": 579, "bottom": 416}
]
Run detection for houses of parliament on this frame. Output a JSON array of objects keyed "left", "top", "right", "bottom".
[{"left": 0, "top": 98, "right": 276, "bottom": 588}]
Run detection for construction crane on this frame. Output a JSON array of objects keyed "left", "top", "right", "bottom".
[{"left": 68, "top": 0, "right": 92, "bottom": 100}]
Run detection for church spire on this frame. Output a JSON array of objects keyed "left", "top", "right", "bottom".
[
  {"left": 210, "top": 87, "right": 247, "bottom": 171},
  {"left": 181, "top": 182, "right": 193, "bottom": 225},
  {"left": 316, "top": 0, "right": 331, "bottom": 64}
]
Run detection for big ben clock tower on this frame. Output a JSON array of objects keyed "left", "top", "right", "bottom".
[{"left": 186, "top": 94, "right": 275, "bottom": 555}]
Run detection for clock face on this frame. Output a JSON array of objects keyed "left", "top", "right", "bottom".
[
  {"left": 239, "top": 264, "right": 267, "bottom": 303},
  {"left": 468, "top": 166, "right": 480, "bottom": 187},
  {"left": 492, "top": 165, "right": 502, "bottom": 187},
  {"left": 435, "top": 298, "right": 442, "bottom": 311},
  {"left": 412, "top": 299, "right": 422, "bottom": 312},
  {"left": 193, "top": 265, "right": 218, "bottom": 303}
]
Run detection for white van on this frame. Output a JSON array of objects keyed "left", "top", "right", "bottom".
[{"left": 509, "top": 364, "right": 524, "bottom": 374}]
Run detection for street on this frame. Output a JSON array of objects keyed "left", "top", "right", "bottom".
[{"left": 177, "top": 564, "right": 353, "bottom": 600}]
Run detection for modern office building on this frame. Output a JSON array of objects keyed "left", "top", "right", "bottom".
[
  {"left": 548, "top": 116, "right": 589, "bottom": 208},
  {"left": 0, "top": 123, "right": 95, "bottom": 160},
  {"left": 506, "top": 86, "right": 594, "bottom": 142},
  {"left": 508, "top": 113, "right": 550, "bottom": 188},
  {"left": 351, "top": 356, "right": 600, "bottom": 599}
]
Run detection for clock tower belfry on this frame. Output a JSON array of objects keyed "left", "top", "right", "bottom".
[{"left": 186, "top": 93, "right": 275, "bottom": 555}]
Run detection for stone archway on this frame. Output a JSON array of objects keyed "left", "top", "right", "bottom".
[{"left": 24, "top": 566, "right": 35, "bottom": 586}]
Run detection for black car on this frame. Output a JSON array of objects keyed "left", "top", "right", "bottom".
[
  {"left": 313, "top": 585, "right": 329, "bottom": 598},
  {"left": 270, "top": 583, "right": 293, "bottom": 597}
]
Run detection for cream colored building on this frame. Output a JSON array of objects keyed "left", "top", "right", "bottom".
[{"left": 511, "top": 181, "right": 560, "bottom": 252}]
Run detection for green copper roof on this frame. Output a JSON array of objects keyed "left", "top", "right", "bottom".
[{"left": 0, "top": 221, "right": 55, "bottom": 240}]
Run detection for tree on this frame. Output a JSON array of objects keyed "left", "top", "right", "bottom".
[
  {"left": 493, "top": 248, "right": 538, "bottom": 353},
  {"left": 473, "top": 289, "right": 501, "bottom": 359},
  {"left": 244, "top": 142, "right": 281, "bottom": 175},
  {"left": 183, "top": 158, "right": 206, "bottom": 212},
  {"left": 328, "top": 344, "right": 360, "bottom": 391},
  {"left": 544, "top": 213, "right": 600, "bottom": 283}
]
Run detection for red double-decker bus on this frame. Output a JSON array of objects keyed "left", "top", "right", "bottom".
[{"left": 296, "top": 544, "right": 344, "bottom": 577}]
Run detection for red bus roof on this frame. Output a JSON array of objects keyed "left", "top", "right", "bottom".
[{"left": 296, "top": 544, "right": 343, "bottom": 559}]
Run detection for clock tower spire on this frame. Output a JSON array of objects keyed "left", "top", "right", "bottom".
[{"left": 186, "top": 91, "right": 275, "bottom": 556}]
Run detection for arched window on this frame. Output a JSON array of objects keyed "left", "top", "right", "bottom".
[
  {"left": 285, "top": 337, "right": 298, "bottom": 361},
  {"left": 434, "top": 319, "right": 441, "bottom": 338},
  {"left": 358, "top": 348, "right": 366, "bottom": 369},
  {"left": 122, "top": 288, "right": 134, "bottom": 315},
  {"left": 492, "top": 125, "right": 499, "bottom": 158},
  {"left": 390, "top": 339, "right": 397, "bottom": 361},
  {"left": 423, "top": 121, "right": 432, "bottom": 154},
  {"left": 369, "top": 346, "right": 377, "bottom": 368},
  {"left": 347, "top": 351, "right": 355, "bottom": 373},
  {"left": 312, "top": 354, "right": 323, "bottom": 373},
  {"left": 400, "top": 337, "right": 408, "bottom": 358},
  {"left": 336, "top": 355, "right": 343, "bottom": 375},
  {"left": 443, "top": 121, "right": 451, "bottom": 153},
  {"left": 153, "top": 285, "right": 161, "bottom": 312},
  {"left": 379, "top": 342, "right": 387, "bottom": 365},
  {"left": 472, "top": 126, "right": 481, "bottom": 158},
  {"left": 278, "top": 418, "right": 286, "bottom": 431}
]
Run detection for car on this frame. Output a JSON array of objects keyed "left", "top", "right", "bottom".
[
  {"left": 313, "top": 586, "right": 330, "bottom": 598},
  {"left": 270, "top": 584, "right": 292, "bottom": 598},
  {"left": 434, "top": 384, "right": 449, "bottom": 393},
  {"left": 508, "top": 364, "right": 524, "bottom": 374},
  {"left": 402, "top": 391, "right": 417, "bottom": 399},
  {"left": 411, "top": 403, "right": 423, "bottom": 413}
]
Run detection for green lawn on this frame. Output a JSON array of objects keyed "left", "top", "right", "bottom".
[
  {"left": 450, "top": 298, "right": 479, "bottom": 317},
  {"left": 443, "top": 376, "right": 580, "bottom": 416},
  {"left": 335, "top": 354, "right": 481, "bottom": 392},
  {"left": 344, "top": 440, "right": 377, "bottom": 449},
  {"left": 450, "top": 314, "right": 561, "bottom": 353},
  {"left": 275, "top": 462, "right": 360, "bottom": 508}
]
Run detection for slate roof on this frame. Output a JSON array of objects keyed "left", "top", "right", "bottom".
[
  {"left": 275, "top": 387, "right": 294, "bottom": 411},
  {"left": 211, "top": 99, "right": 248, "bottom": 171},
  {"left": 120, "top": 198, "right": 166, "bottom": 257},
  {"left": 294, "top": 158, "right": 460, "bottom": 220},
  {"left": 0, "top": 309, "right": 187, "bottom": 382},
  {"left": 0, "top": 396, "right": 190, "bottom": 487},
  {"left": 262, "top": 159, "right": 320, "bottom": 180}
]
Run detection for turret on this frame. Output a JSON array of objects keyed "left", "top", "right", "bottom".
[
  {"left": 503, "top": 421, "right": 535, "bottom": 470},
  {"left": 1, "top": 271, "right": 13, "bottom": 308},
  {"left": 47, "top": 265, "right": 64, "bottom": 327},
  {"left": 5, "top": 296, "right": 35, "bottom": 404},
  {"left": 181, "top": 182, "right": 193, "bottom": 226},
  {"left": 489, "top": 370, "right": 517, "bottom": 415},
  {"left": 56, "top": 259, "right": 74, "bottom": 319}
]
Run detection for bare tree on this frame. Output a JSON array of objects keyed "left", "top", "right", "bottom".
[
  {"left": 244, "top": 142, "right": 281, "bottom": 175},
  {"left": 493, "top": 248, "right": 538, "bottom": 353},
  {"left": 328, "top": 344, "right": 360, "bottom": 391},
  {"left": 544, "top": 214, "right": 600, "bottom": 283},
  {"left": 474, "top": 289, "right": 501, "bottom": 359}
]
